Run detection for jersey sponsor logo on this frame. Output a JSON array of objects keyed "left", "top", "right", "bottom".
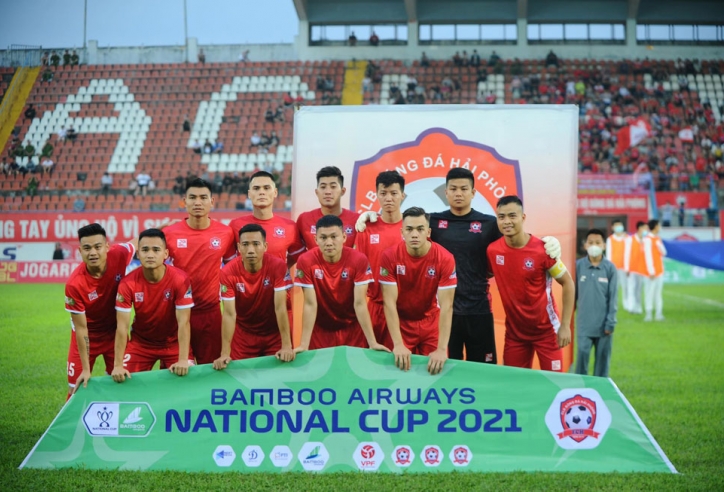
[
  {"left": 116, "top": 294, "right": 125, "bottom": 303},
  {"left": 449, "top": 270, "right": 457, "bottom": 279},
  {"left": 341, "top": 269, "right": 349, "bottom": 280},
  {"left": 220, "top": 284, "right": 228, "bottom": 294},
  {"left": 134, "top": 292, "right": 144, "bottom": 303},
  {"left": 438, "top": 220, "right": 448, "bottom": 229},
  {"left": 551, "top": 360, "right": 561, "bottom": 371},
  {"left": 426, "top": 266, "right": 436, "bottom": 278},
  {"left": 345, "top": 226, "right": 354, "bottom": 235},
  {"left": 524, "top": 258, "right": 534, "bottom": 270},
  {"left": 310, "top": 225, "right": 316, "bottom": 234},
  {"left": 177, "top": 239, "right": 187, "bottom": 248},
  {"left": 88, "top": 290, "right": 98, "bottom": 301},
  {"left": 236, "top": 282, "right": 245, "bottom": 293},
  {"left": 273, "top": 227, "right": 286, "bottom": 238},
  {"left": 485, "top": 353, "right": 494, "bottom": 362},
  {"left": 314, "top": 269, "right": 324, "bottom": 279},
  {"left": 184, "top": 286, "right": 192, "bottom": 299},
  {"left": 365, "top": 265, "right": 372, "bottom": 275},
  {"left": 469, "top": 221, "right": 482, "bottom": 233},
  {"left": 284, "top": 271, "right": 292, "bottom": 282},
  {"left": 295, "top": 270, "right": 304, "bottom": 279},
  {"left": 396, "top": 265, "right": 406, "bottom": 275},
  {"left": 496, "top": 255, "right": 505, "bottom": 265},
  {"left": 163, "top": 289, "right": 172, "bottom": 301},
  {"left": 380, "top": 266, "right": 389, "bottom": 277},
  {"left": 351, "top": 129, "right": 522, "bottom": 219},
  {"left": 210, "top": 237, "right": 221, "bottom": 250},
  {"left": 65, "top": 295, "right": 76, "bottom": 306},
  {"left": 370, "top": 234, "right": 380, "bottom": 244}
]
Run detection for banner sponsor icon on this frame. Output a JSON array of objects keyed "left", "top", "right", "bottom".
[
  {"left": 83, "top": 402, "right": 155, "bottom": 437},
  {"left": 392, "top": 445, "right": 415, "bottom": 467},
  {"left": 353, "top": 442, "right": 384, "bottom": 471},
  {"left": 449, "top": 445, "right": 472, "bottom": 467},
  {"left": 297, "top": 442, "right": 329, "bottom": 472},
  {"left": 545, "top": 389, "right": 612, "bottom": 450},
  {"left": 242, "top": 445, "right": 264, "bottom": 468},
  {"left": 213, "top": 445, "right": 236, "bottom": 467},
  {"left": 270, "top": 445, "right": 293, "bottom": 468}
]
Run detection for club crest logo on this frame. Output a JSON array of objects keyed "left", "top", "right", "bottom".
[
  {"left": 450, "top": 445, "right": 472, "bottom": 466},
  {"left": 545, "top": 389, "right": 612, "bottom": 450},
  {"left": 345, "top": 226, "right": 354, "bottom": 235},
  {"left": 115, "top": 273, "right": 122, "bottom": 282},
  {"left": 524, "top": 258, "right": 534, "bottom": 270},
  {"left": 469, "top": 221, "right": 482, "bottom": 233},
  {"left": 422, "top": 445, "right": 442, "bottom": 467},
  {"left": 210, "top": 237, "right": 221, "bottom": 250},
  {"left": 341, "top": 269, "right": 349, "bottom": 280},
  {"left": 263, "top": 277, "right": 271, "bottom": 287},
  {"left": 351, "top": 128, "right": 522, "bottom": 216},
  {"left": 273, "top": 227, "right": 286, "bottom": 238},
  {"left": 163, "top": 289, "right": 172, "bottom": 301},
  {"left": 426, "top": 266, "right": 436, "bottom": 278},
  {"left": 393, "top": 445, "right": 414, "bottom": 467}
]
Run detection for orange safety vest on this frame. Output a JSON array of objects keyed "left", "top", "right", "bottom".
[
  {"left": 606, "top": 234, "right": 626, "bottom": 269},
  {"left": 624, "top": 234, "right": 648, "bottom": 275},
  {"left": 644, "top": 234, "right": 666, "bottom": 277}
]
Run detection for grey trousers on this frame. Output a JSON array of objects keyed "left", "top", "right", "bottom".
[{"left": 574, "top": 335, "right": 613, "bottom": 378}]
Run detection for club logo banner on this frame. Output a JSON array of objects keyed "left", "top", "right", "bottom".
[{"left": 20, "top": 348, "right": 676, "bottom": 473}]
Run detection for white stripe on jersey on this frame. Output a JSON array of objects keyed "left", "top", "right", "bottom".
[{"left": 545, "top": 272, "right": 560, "bottom": 333}]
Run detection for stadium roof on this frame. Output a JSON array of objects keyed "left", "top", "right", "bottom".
[{"left": 293, "top": 0, "right": 724, "bottom": 25}]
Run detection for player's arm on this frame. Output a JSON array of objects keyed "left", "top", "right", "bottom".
[
  {"left": 294, "top": 287, "right": 317, "bottom": 353},
  {"left": 274, "top": 289, "right": 295, "bottom": 362},
  {"left": 381, "top": 282, "right": 411, "bottom": 371},
  {"left": 112, "top": 310, "right": 132, "bottom": 382},
  {"left": 604, "top": 266, "right": 619, "bottom": 335},
  {"left": 550, "top": 261, "right": 574, "bottom": 348},
  {"left": 354, "top": 283, "right": 390, "bottom": 352},
  {"left": 429, "top": 286, "right": 455, "bottom": 375},
  {"left": 70, "top": 313, "right": 92, "bottom": 392},
  {"left": 213, "top": 299, "right": 236, "bottom": 370},
  {"left": 169, "top": 307, "right": 191, "bottom": 376}
]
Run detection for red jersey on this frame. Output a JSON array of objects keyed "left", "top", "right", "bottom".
[
  {"left": 294, "top": 247, "right": 373, "bottom": 331},
  {"left": 353, "top": 219, "right": 403, "bottom": 302},
  {"left": 296, "top": 208, "right": 359, "bottom": 249},
  {"left": 219, "top": 254, "right": 292, "bottom": 335},
  {"left": 164, "top": 219, "right": 236, "bottom": 311},
  {"left": 486, "top": 235, "right": 560, "bottom": 340},
  {"left": 115, "top": 265, "right": 194, "bottom": 347},
  {"left": 65, "top": 243, "right": 135, "bottom": 336},
  {"left": 378, "top": 242, "right": 457, "bottom": 322},
  {"left": 229, "top": 214, "right": 305, "bottom": 265}
]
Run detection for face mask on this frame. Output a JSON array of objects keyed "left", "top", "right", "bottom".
[
  {"left": 613, "top": 225, "right": 624, "bottom": 234},
  {"left": 641, "top": 230, "right": 649, "bottom": 237},
  {"left": 587, "top": 245, "right": 603, "bottom": 258}
]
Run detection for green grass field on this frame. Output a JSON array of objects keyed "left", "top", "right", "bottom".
[{"left": 1, "top": 283, "right": 723, "bottom": 491}]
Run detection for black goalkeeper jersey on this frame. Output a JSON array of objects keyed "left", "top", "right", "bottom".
[{"left": 430, "top": 209, "right": 502, "bottom": 315}]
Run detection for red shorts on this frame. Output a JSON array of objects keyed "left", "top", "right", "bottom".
[
  {"left": 400, "top": 313, "right": 439, "bottom": 356},
  {"left": 67, "top": 330, "right": 115, "bottom": 388},
  {"left": 190, "top": 304, "right": 222, "bottom": 365},
  {"left": 124, "top": 339, "right": 195, "bottom": 373},
  {"left": 369, "top": 301, "right": 393, "bottom": 349},
  {"left": 309, "top": 324, "right": 367, "bottom": 350},
  {"left": 503, "top": 331, "right": 563, "bottom": 372},
  {"left": 231, "top": 328, "right": 282, "bottom": 360}
]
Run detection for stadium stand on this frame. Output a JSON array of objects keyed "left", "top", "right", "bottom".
[{"left": 1, "top": 61, "right": 344, "bottom": 211}]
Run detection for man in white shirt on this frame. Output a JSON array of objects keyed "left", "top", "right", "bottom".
[{"left": 135, "top": 171, "right": 151, "bottom": 197}]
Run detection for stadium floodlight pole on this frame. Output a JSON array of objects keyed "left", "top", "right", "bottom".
[
  {"left": 183, "top": 0, "right": 188, "bottom": 61},
  {"left": 83, "top": 0, "right": 87, "bottom": 49}
]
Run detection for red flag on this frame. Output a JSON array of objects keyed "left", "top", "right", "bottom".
[
  {"left": 678, "top": 127, "right": 694, "bottom": 143},
  {"left": 614, "top": 118, "right": 652, "bottom": 155}
]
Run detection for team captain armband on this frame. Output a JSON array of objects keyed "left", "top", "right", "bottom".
[{"left": 547, "top": 259, "right": 568, "bottom": 279}]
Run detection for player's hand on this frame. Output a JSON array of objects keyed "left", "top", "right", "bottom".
[
  {"left": 542, "top": 236, "right": 561, "bottom": 259},
  {"left": 427, "top": 348, "right": 448, "bottom": 375},
  {"left": 169, "top": 360, "right": 190, "bottom": 376},
  {"left": 73, "top": 369, "right": 92, "bottom": 393},
  {"left": 111, "top": 366, "right": 131, "bottom": 383},
  {"left": 557, "top": 325, "right": 571, "bottom": 348},
  {"left": 213, "top": 355, "right": 232, "bottom": 370},
  {"left": 604, "top": 330, "right": 612, "bottom": 336},
  {"left": 355, "top": 211, "right": 378, "bottom": 232},
  {"left": 393, "top": 344, "right": 412, "bottom": 371},
  {"left": 276, "top": 347, "right": 295, "bottom": 362},
  {"left": 369, "top": 341, "right": 391, "bottom": 352},
  {"left": 293, "top": 345, "right": 308, "bottom": 355}
]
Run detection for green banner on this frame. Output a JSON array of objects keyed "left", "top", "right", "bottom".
[
  {"left": 663, "top": 259, "right": 724, "bottom": 284},
  {"left": 21, "top": 347, "right": 675, "bottom": 473}
]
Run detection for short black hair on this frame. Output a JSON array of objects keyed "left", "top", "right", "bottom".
[
  {"left": 316, "top": 166, "right": 344, "bottom": 187},
  {"left": 648, "top": 219, "right": 660, "bottom": 230},
  {"left": 138, "top": 228, "right": 167, "bottom": 247},
  {"left": 585, "top": 228, "right": 606, "bottom": 241},
  {"left": 496, "top": 195, "right": 523, "bottom": 210},
  {"left": 636, "top": 221, "right": 647, "bottom": 230},
  {"left": 611, "top": 219, "right": 624, "bottom": 226},
  {"left": 239, "top": 223, "right": 266, "bottom": 241},
  {"left": 186, "top": 177, "right": 213, "bottom": 194},
  {"left": 376, "top": 170, "right": 405, "bottom": 192},
  {"left": 250, "top": 171, "right": 276, "bottom": 186},
  {"left": 316, "top": 214, "right": 344, "bottom": 231},
  {"left": 78, "top": 223, "right": 106, "bottom": 240},
  {"left": 446, "top": 167, "right": 474, "bottom": 188},
  {"left": 402, "top": 206, "right": 430, "bottom": 224}
]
